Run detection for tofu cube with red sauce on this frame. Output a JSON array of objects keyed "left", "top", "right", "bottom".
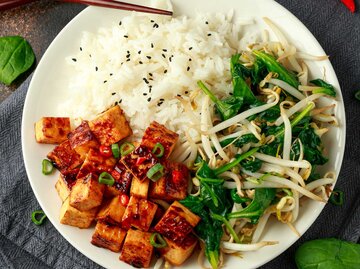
[
  {"left": 55, "top": 173, "right": 75, "bottom": 202},
  {"left": 141, "top": 121, "right": 179, "bottom": 158},
  {"left": 119, "top": 229, "right": 154, "bottom": 268},
  {"left": 159, "top": 234, "right": 198, "bottom": 266},
  {"left": 104, "top": 162, "right": 133, "bottom": 198},
  {"left": 91, "top": 221, "right": 127, "bottom": 252},
  {"left": 68, "top": 120, "right": 99, "bottom": 160},
  {"left": 121, "top": 145, "right": 160, "bottom": 182},
  {"left": 35, "top": 117, "right": 71, "bottom": 144},
  {"left": 154, "top": 201, "right": 200, "bottom": 244},
  {"left": 77, "top": 148, "right": 116, "bottom": 179},
  {"left": 47, "top": 140, "right": 82, "bottom": 174},
  {"left": 96, "top": 195, "right": 126, "bottom": 225},
  {"left": 60, "top": 197, "right": 97, "bottom": 228},
  {"left": 89, "top": 106, "right": 132, "bottom": 146},
  {"left": 69, "top": 174, "right": 105, "bottom": 211},
  {"left": 130, "top": 177, "right": 150, "bottom": 199},
  {"left": 121, "top": 196, "right": 158, "bottom": 231},
  {"left": 149, "top": 161, "right": 189, "bottom": 201}
]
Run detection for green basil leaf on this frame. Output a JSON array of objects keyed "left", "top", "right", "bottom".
[{"left": 0, "top": 36, "right": 35, "bottom": 85}]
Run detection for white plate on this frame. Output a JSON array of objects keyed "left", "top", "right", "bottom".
[{"left": 22, "top": 0, "right": 346, "bottom": 268}]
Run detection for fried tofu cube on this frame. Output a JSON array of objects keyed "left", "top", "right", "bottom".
[
  {"left": 77, "top": 148, "right": 117, "bottom": 179},
  {"left": 91, "top": 221, "right": 127, "bottom": 252},
  {"left": 104, "top": 162, "right": 133, "bottom": 197},
  {"left": 121, "top": 196, "right": 158, "bottom": 231},
  {"left": 121, "top": 145, "right": 160, "bottom": 182},
  {"left": 130, "top": 177, "right": 150, "bottom": 199},
  {"left": 96, "top": 195, "right": 126, "bottom": 225},
  {"left": 68, "top": 120, "right": 99, "bottom": 160},
  {"left": 55, "top": 174, "right": 73, "bottom": 201},
  {"left": 60, "top": 197, "right": 97, "bottom": 228},
  {"left": 69, "top": 174, "right": 105, "bottom": 211},
  {"left": 35, "top": 117, "right": 71, "bottom": 144},
  {"left": 89, "top": 106, "right": 132, "bottom": 146},
  {"left": 120, "top": 229, "right": 154, "bottom": 268},
  {"left": 141, "top": 121, "right": 179, "bottom": 158},
  {"left": 159, "top": 234, "right": 198, "bottom": 266},
  {"left": 47, "top": 140, "right": 82, "bottom": 174},
  {"left": 149, "top": 161, "right": 189, "bottom": 201},
  {"left": 154, "top": 201, "right": 201, "bottom": 244}
]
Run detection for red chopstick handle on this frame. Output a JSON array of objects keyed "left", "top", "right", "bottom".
[
  {"left": 341, "top": 0, "right": 356, "bottom": 13},
  {"left": 0, "top": 0, "right": 37, "bottom": 11}
]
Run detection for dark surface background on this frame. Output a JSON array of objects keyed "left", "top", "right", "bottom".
[{"left": 0, "top": 0, "right": 359, "bottom": 269}]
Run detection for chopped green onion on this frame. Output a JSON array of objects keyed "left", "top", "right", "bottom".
[
  {"left": 111, "top": 143, "right": 120, "bottom": 158},
  {"left": 98, "top": 172, "right": 115, "bottom": 186},
  {"left": 355, "top": 90, "right": 360, "bottom": 101},
  {"left": 146, "top": 163, "right": 164, "bottom": 182},
  {"left": 329, "top": 189, "right": 344, "bottom": 206},
  {"left": 150, "top": 232, "right": 167, "bottom": 248},
  {"left": 152, "top": 142, "right": 165, "bottom": 158},
  {"left": 120, "top": 142, "right": 135, "bottom": 156},
  {"left": 42, "top": 159, "right": 54, "bottom": 175},
  {"left": 31, "top": 210, "right": 47, "bottom": 225}
]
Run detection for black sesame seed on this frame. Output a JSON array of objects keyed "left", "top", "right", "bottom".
[
  {"left": 126, "top": 59, "right": 130, "bottom": 62},
  {"left": 164, "top": 69, "right": 168, "bottom": 74},
  {"left": 151, "top": 20, "right": 155, "bottom": 23},
  {"left": 110, "top": 73, "right": 113, "bottom": 76},
  {"left": 139, "top": 61, "right": 143, "bottom": 64},
  {"left": 177, "top": 94, "right": 181, "bottom": 97},
  {"left": 162, "top": 49, "right": 167, "bottom": 52},
  {"left": 119, "top": 99, "right": 122, "bottom": 103},
  {"left": 111, "top": 92, "right": 116, "bottom": 95},
  {"left": 147, "top": 97, "right": 151, "bottom": 102},
  {"left": 189, "top": 58, "right": 192, "bottom": 61},
  {"left": 185, "top": 91, "right": 189, "bottom": 94},
  {"left": 72, "top": 58, "right": 77, "bottom": 62},
  {"left": 89, "top": 54, "right": 92, "bottom": 57},
  {"left": 229, "top": 92, "right": 233, "bottom": 95},
  {"left": 104, "top": 80, "right": 107, "bottom": 84},
  {"left": 151, "top": 43, "right": 154, "bottom": 48},
  {"left": 138, "top": 50, "right": 141, "bottom": 54},
  {"left": 146, "top": 56, "right": 151, "bottom": 59},
  {"left": 157, "top": 102, "right": 163, "bottom": 107},
  {"left": 126, "top": 54, "right": 130, "bottom": 58},
  {"left": 169, "top": 57, "right": 172, "bottom": 62},
  {"left": 207, "top": 33, "right": 212, "bottom": 36},
  {"left": 149, "top": 78, "right": 153, "bottom": 81},
  {"left": 160, "top": 98, "right": 164, "bottom": 101},
  {"left": 149, "top": 73, "right": 153, "bottom": 77},
  {"left": 187, "top": 66, "right": 190, "bottom": 71},
  {"left": 95, "top": 66, "right": 98, "bottom": 71},
  {"left": 149, "top": 87, "right": 152, "bottom": 93},
  {"left": 115, "top": 101, "right": 118, "bottom": 105},
  {"left": 80, "top": 47, "right": 82, "bottom": 51},
  {"left": 124, "top": 35, "right": 128, "bottom": 38},
  {"left": 205, "top": 21, "right": 209, "bottom": 24},
  {"left": 127, "top": 50, "right": 130, "bottom": 54},
  {"left": 189, "top": 47, "right": 193, "bottom": 50},
  {"left": 153, "top": 23, "right": 159, "bottom": 28},
  {"left": 121, "top": 62, "right": 124, "bottom": 65},
  {"left": 143, "top": 78, "right": 149, "bottom": 84},
  {"left": 162, "top": 54, "right": 166, "bottom": 58},
  {"left": 143, "top": 93, "right": 148, "bottom": 96},
  {"left": 119, "top": 21, "right": 122, "bottom": 25}
]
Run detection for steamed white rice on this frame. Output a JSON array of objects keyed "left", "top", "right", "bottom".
[{"left": 60, "top": 2, "right": 259, "bottom": 138}]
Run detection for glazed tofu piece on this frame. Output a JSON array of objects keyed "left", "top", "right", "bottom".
[
  {"left": 149, "top": 161, "right": 189, "bottom": 201},
  {"left": 35, "top": 117, "right": 71, "bottom": 144},
  {"left": 121, "top": 196, "right": 158, "bottom": 231},
  {"left": 120, "top": 229, "right": 154, "bottom": 268},
  {"left": 154, "top": 201, "right": 200, "bottom": 244},
  {"left": 159, "top": 234, "right": 198, "bottom": 266},
  {"left": 130, "top": 177, "right": 150, "bottom": 199},
  {"left": 89, "top": 106, "right": 132, "bottom": 146},
  {"left": 47, "top": 140, "right": 82, "bottom": 174},
  {"left": 96, "top": 195, "right": 126, "bottom": 225},
  {"left": 104, "top": 162, "right": 133, "bottom": 197},
  {"left": 60, "top": 197, "right": 97, "bottom": 228},
  {"left": 77, "top": 148, "right": 116, "bottom": 179},
  {"left": 55, "top": 174, "right": 72, "bottom": 201},
  {"left": 141, "top": 121, "right": 179, "bottom": 158},
  {"left": 69, "top": 174, "right": 105, "bottom": 211},
  {"left": 91, "top": 221, "right": 127, "bottom": 252},
  {"left": 121, "top": 145, "right": 160, "bottom": 182},
  {"left": 68, "top": 120, "right": 99, "bottom": 160}
]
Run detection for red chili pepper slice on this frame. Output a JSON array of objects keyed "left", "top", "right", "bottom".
[
  {"left": 99, "top": 145, "right": 113, "bottom": 157},
  {"left": 136, "top": 156, "right": 147, "bottom": 166},
  {"left": 172, "top": 170, "right": 183, "bottom": 184},
  {"left": 341, "top": 0, "right": 356, "bottom": 13},
  {"left": 120, "top": 194, "right": 129, "bottom": 206},
  {"left": 111, "top": 170, "right": 121, "bottom": 181}
]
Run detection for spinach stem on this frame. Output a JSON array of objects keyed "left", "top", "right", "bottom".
[{"left": 211, "top": 213, "right": 241, "bottom": 243}]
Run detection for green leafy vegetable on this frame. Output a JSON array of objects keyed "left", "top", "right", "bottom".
[
  {"left": 310, "top": 79, "right": 337, "bottom": 97},
  {"left": 295, "top": 238, "right": 360, "bottom": 269},
  {"left": 252, "top": 50, "right": 300, "bottom": 89},
  {"left": 240, "top": 157, "right": 262, "bottom": 172},
  {"left": 227, "top": 188, "right": 276, "bottom": 224},
  {"left": 355, "top": 90, "right": 360, "bottom": 101},
  {"left": 197, "top": 80, "right": 243, "bottom": 121},
  {"left": 230, "top": 188, "right": 251, "bottom": 204},
  {"left": 0, "top": 36, "right": 35, "bottom": 85},
  {"left": 220, "top": 133, "right": 259, "bottom": 148},
  {"left": 329, "top": 189, "right": 344, "bottom": 206}
]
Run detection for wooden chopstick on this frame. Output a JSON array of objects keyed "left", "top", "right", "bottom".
[
  {"left": 0, "top": 0, "right": 173, "bottom": 16},
  {"left": 59, "top": 0, "right": 173, "bottom": 15}
]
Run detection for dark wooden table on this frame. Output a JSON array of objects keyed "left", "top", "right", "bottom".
[{"left": 0, "top": 0, "right": 85, "bottom": 103}]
